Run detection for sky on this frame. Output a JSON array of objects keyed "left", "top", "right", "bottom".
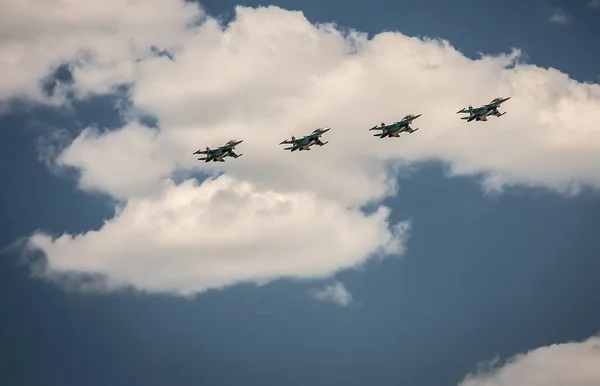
[{"left": 1, "top": 0, "right": 600, "bottom": 385}]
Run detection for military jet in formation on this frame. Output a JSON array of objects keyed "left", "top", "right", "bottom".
[
  {"left": 193, "top": 139, "right": 243, "bottom": 162},
  {"left": 193, "top": 97, "right": 509, "bottom": 162},
  {"left": 279, "top": 128, "right": 330, "bottom": 151},
  {"left": 456, "top": 97, "right": 510, "bottom": 122},
  {"left": 369, "top": 114, "right": 421, "bottom": 138}
]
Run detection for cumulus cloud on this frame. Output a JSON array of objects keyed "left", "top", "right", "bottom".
[
  {"left": 548, "top": 9, "right": 571, "bottom": 24},
  {"left": 0, "top": 0, "right": 201, "bottom": 103},
  {"left": 311, "top": 281, "right": 353, "bottom": 306},
  {"left": 56, "top": 123, "right": 179, "bottom": 199},
  {"left": 459, "top": 336, "right": 600, "bottom": 386},
  {"left": 588, "top": 0, "right": 600, "bottom": 9},
  {"left": 3, "top": 1, "right": 600, "bottom": 295},
  {"left": 27, "top": 177, "right": 405, "bottom": 295}
]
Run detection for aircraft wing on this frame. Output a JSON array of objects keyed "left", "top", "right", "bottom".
[
  {"left": 370, "top": 123, "right": 397, "bottom": 131},
  {"left": 488, "top": 97, "right": 509, "bottom": 107}
]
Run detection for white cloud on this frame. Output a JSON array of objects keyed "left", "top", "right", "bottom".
[
  {"left": 0, "top": 0, "right": 201, "bottom": 103},
  {"left": 588, "top": 0, "right": 600, "bottom": 9},
  {"left": 27, "top": 176, "right": 406, "bottom": 295},
  {"left": 548, "top": 9, "right": 571, "bottom": 24},
  {"left": 459, "top": 336, "right": 600, "bottom": 386},
  {"left": 2, "top": 2, "right": 600, "bottom": 295},
  {"left": 56, "top": 123, "right": 179, "bottom": 199},
  {"left": 311, "top": 281, "right": 353, "bottom": 306}
]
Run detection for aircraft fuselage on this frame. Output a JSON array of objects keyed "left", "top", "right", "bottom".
[{"left": 290, "top": 136, "right": 320, "bottom": 151}]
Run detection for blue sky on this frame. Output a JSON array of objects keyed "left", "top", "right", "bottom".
[{"left": 2, "top": 1, "right": 600, "bottom": 385}]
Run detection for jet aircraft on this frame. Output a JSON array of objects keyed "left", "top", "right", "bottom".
[
  {"left": 369, "top": 114, "right": 421, "bottom": 138},
  {"left": 456, "top": 97, "right": 510, "bottom": 122},
  {"left": 279, "top": 128, "right": 330, "bottom": 151},
  {"left": 193, "top": 139, "right": 243, "bottom": 162}
]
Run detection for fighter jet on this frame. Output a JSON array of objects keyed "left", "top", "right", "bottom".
[
  {"left": 193, "top": 139, "right": 243, "bottom": 162},
  {"left": 456, "top": 97, "right": 510, "bottom": 122},
  {"left": 279, "top": 128, "right": 330, "bottom": 151},
  {"left": 369, "top": 114, "right": 421, "bottom": 138}
]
